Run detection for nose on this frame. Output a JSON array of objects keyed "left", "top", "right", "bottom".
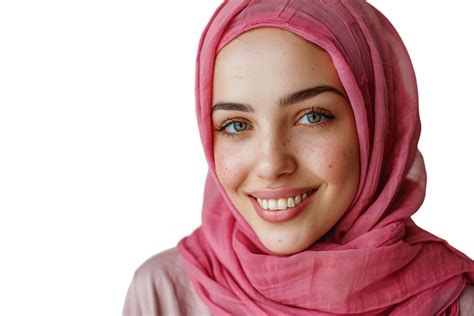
[{"left": 254, "top": 131, "right": 297, "bottom": 181}]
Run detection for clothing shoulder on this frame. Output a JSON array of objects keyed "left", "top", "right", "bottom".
[
  {"left": 122, "top": 247, "right": 211, "bottom": 316},
  {"left": 460, "top": 285, "right": 474, "bottom": 316}
]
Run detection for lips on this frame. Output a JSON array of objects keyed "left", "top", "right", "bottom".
[{"left": 248, "top": 188, "right": 318, "bottom": 223}]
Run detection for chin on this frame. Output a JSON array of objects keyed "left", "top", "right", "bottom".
[
  {"left": 257, "top": 228, "right": 322, "bottom": 255},
  {"left": 265, "top": 243, "right": 308, "bottom": 255}
]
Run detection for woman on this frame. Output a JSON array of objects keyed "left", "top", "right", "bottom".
[{"left": 123, "top": 1, "right": 474, "bottom": 314}]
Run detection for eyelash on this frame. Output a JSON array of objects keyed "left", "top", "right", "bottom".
[
  {"left": 214, "top": 118, "right": 252, "bottom": 139},
  {"left": 214, "top": 107, "right": 335, "bottom": 138},
  {"left": 299, "top": 107, "right": 335, "bottom": 128}
]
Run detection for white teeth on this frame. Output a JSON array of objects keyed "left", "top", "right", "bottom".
[
  {"left": 268, "top": 199, "right": 278, "bottom": 210},
  {"left": 294, "top": 195, "right": 301, "bottom": 205},
  {"left": 277, "top": 198, "right": 287, "bottom": 210},
  {"left": 256, "top": 190, "right": 314, "bottom": 211}
]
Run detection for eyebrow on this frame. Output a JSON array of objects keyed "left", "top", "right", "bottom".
[{"left": 211, "top": 85, "right": 346, "bottom": 113}]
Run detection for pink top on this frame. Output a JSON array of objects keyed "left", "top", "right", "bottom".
[
  {"left": 123, "top": 247, "right": 212, "bottom": 315},
  {"left": 122, "top": 248, "right": 474, "bottom": 315}
]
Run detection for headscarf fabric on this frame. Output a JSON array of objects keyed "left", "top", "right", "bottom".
[{"left": 178, "top": 1, "right": 474, "bottom": 314}]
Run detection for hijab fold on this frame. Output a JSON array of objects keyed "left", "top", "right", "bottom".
[{"left": 178, "top": 1, "right": 474, "bottom": 314}]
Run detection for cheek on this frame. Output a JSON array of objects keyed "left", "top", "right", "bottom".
[
  {"left": 214, "top": 141, "right": 250, "bottom": 191},
  {"left": 296, "top": 133, "right": 359, "bottom": 184}
]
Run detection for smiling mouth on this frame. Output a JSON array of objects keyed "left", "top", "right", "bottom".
[{"left": 252, "top": 189, "right": 316, "bottom": 211}]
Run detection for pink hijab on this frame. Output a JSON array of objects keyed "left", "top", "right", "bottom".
[{"left": 178, "top": 1, "right": 474, "bottom": 314}]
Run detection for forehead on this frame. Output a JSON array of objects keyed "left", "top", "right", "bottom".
[{"left": 212, "top": 27, "right": 343, "bottom": 103}]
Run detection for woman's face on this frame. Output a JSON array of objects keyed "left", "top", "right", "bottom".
[{"left": 212, "top": 28, "right": 360, "bottom": 255}]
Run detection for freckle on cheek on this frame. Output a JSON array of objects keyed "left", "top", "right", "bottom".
[{"left": 222, "top": 162, "right": 244, "bottom": 189}]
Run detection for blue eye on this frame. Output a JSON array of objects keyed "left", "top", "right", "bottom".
[
  {"left": 303, "top": 113, "right": 322, "bottom": 124},
  {"left": 297, "top": 108, "right": 335, "bottom": 126},
  {"left": 223, "top": 121, "right": 249, "bottom": 134}
]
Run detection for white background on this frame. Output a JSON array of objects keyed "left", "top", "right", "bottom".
[{"left": 0, "top": 1, "right": 472, "bottom": 315}]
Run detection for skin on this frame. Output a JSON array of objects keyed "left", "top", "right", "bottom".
[{"left": 212, "top": 27, "right": 360, "bottom": 255}]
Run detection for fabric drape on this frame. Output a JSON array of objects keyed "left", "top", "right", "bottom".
[{"left": 178, "top": 1, "right": 474, "bottom": 314}]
